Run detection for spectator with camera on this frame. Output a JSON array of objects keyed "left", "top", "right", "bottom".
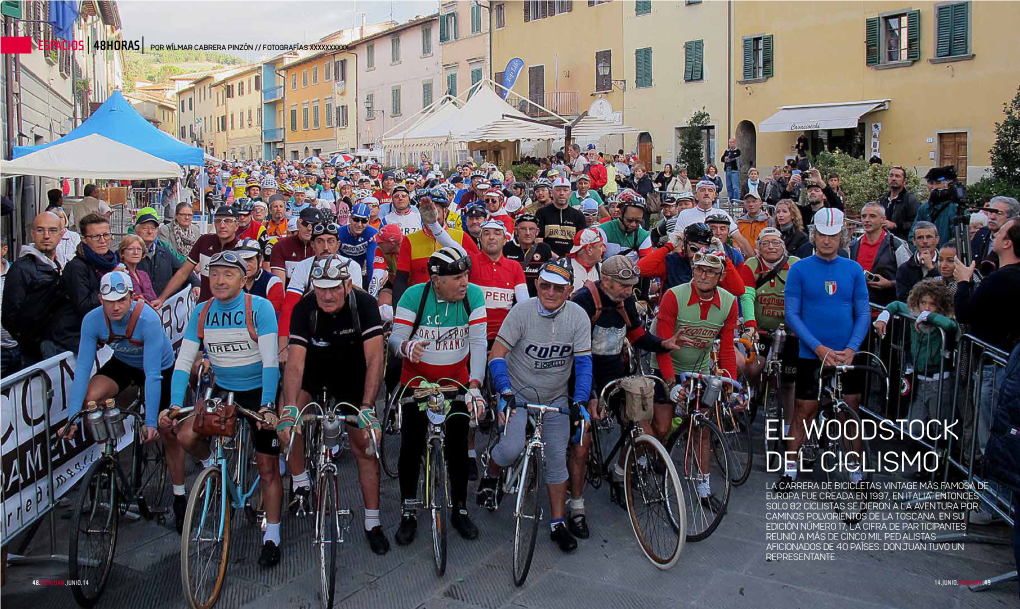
[
  {"left": 878, "top": 167, "right": 921, "bottom": 241},
  {"left": 912, "top": 166, "right": 961, "bottom": 246},
  {"left": 849, "top": 202, "right": 910, "bottom": 307},
  {"left": 971, "top": 196, "right": 1020, "bottom": 271}
]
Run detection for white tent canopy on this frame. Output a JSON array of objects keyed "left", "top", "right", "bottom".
[
  {"left": 2, "top": 133, "right": 183, "bottom": 179},
  {"left": 457, "top": 116, "right": 562, "bottom": 143},
  {"left": 568, "top": 115, "right": 644, "bottom": 138}
]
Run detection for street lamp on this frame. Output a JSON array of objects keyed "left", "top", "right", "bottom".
[{"left": 597, "top": 59, "right": 626, "bottom": 91}]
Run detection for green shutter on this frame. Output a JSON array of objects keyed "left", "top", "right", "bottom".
[
  {"left": 907, "top": 9, "right": 921, "bottom": 61},
  {"left": 693, "top": 40, "right": 704, "bottom": 80},
  {"left": 447, "top": 73, "right": 457, "bottom": 96},
  {"left": 636, "top": 1, "right": 651, "bottom": 16},
  {"left": 951, "top": 2, "right": 968, "bottom": 56},
  {"left": 866, "top": 17, "right": 879, "bottom": 65},
  {"left": 451, "top": 12, "right": 458, "bottom": 39},
  {"left": 742, "top": 38, "right": 753, "bottom": 79},
  {"left": 636, "top": 47, "right": 652, "bottom": 87},
  {"left": 762, "top": 34, "right": 774, "bottom": 78},
  {"left": 684, "top": 41, "right": 695, "bottom": 81},
  {"left": 935, "top": 5, "right": 952, "bottom": 57},
  {"left": 440, "top": 14, "right": 448, "bottom": 42}
]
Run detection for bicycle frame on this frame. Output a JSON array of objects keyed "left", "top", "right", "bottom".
[{"left": 595, "top": 375, "right": 670, "bottom": 476}]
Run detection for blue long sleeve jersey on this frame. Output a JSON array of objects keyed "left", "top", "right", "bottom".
[
  {"left": 69, "top": 302, "right": 176, "bottom": 428},
  {"left": 171, "top": 291, "right": 280, "bottom": 406},
  {"left": 337, "top": 224, "right": 378, "bottom": 287},
  {"left": 784, "top": 254, "right": 871, "bottom": 359}
]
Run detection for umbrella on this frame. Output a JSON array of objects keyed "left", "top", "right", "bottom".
[
  {"left": 330, "top": 153, "right": 354, "bottom": 165},
  {"left": 302, "top": 156, "right": 323, "bottom": 166}
]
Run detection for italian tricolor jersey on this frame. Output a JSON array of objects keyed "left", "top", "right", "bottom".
[{"left": 393, "top": 282, "right": 487, "bottom": 386}]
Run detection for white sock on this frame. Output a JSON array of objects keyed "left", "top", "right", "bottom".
[
  {"left": 263, "top": 522, "right": 281, "bottom": 545},
  {"left": 612, "top": 463, "right": 625, "bottom": 480},
  {"left": 785, "top": 461, "right": 798, "bottom": 480},
  {"left": 173, "top": 484, "right": 186, "bottom": 496},
  {"left": 292, "top": 470, "right": 310, "bottom": 490},
  {"left": 467, "top": 449, "right": 477, "bottom": 458},
  {"left": 567, "top": 497, "right": 584, "bottom": 514},
  {"left": 364, "top": 509, "right": 380, "bottom": 531}
]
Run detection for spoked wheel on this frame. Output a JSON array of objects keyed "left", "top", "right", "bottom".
[
  {"left": 671, "top": 417, "right": 731, "bottom": 541},
  {"left": 234, "top": 428, "right": 261, "bottom": 526},
  {"left": 69, "top": 458, "right": 120, "bottom": 607},
  {"left": 379, "top": 395, "right": 401, "bottom": 479},
  {"left": 585, "top": 417, "right": 609, "bottom": 491},
  {"left": 317, "top": 470, "right": 340, "bottom": 609},
  {"left": 824, "top": 406, "right": 871, "bottom": 521},
  {"left": 512, "top": 446, "right": 542, "bottom": 587},
  {"left": 133, "top": 433, "right": 168, "bottom": 518},
  {"left": 762, "top": 375, "right": 785, "bottom": 474},
  {"left": 303, "top": 418, "right": 322, "bottom": 492},
  {"left": 623, "top": 435, "right": 685, "bottom": 569},
  {"left": 426, "top": 438, "right": 449, "bottom": 576},
  {"left": 715, "top": 400, "right": 752, "bottom": 486},
  {"left": 182, "top": 466, "right": 231, "bottom": 609}
]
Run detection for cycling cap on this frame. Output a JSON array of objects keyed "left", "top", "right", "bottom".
[
  {"left": 261, "top": 176, "right": 278, "bottom": 189},
  {"left": 464, "top": 203, "right": 488, "bottom": 218},
  {"left": 515, "top": 213, "right": 538, "bottom": 226},
  {"left": 684, "top": 222, "right": 713, "bottom": 245},
  {"left": 691, "top": 246, "right": 726, "bottom": 273},
  {"left": 311, "top": 254, "right": 352, "bottom": 289},
  {"left": 350, "top": 203, "right": 371, "bottom": 219},
  {"left": 100, "top": 270, "right": 134, "bottom": 301},
  {"left": 428, "top": 247, "right": 472, "bottom": 277},
  {"left": 537, "top": 257, "right": 573, "bottom": 286}
]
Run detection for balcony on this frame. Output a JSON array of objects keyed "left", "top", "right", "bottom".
[
  {"left": 518, "top": 91, "right": 579, "bottom": 118},
  {"left": 263, "top": 85, "right": 283, "bottom": 103},
  {"left": 263, "top": 127, "right": 284, "bottom": 143}
]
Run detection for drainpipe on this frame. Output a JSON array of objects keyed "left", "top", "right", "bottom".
[
  {"left": 727, "top": 0, "right": 733, "bottom": 139},
  {"left": 4, "top": 16, "right": 15, "bottom": 161}
]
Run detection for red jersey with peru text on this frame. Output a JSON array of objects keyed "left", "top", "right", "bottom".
[{"left": 469, "top": 253, "right": 528, "bottom": 340}]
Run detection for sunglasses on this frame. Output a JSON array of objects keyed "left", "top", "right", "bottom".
[
  {"left": 349, "top": 216, "right": 369, "bottom": 224},
  {"left": 537, "top": 281, "right": 569, "bottom": 294},
  {"left": 100, "top": 280, "right": 130, "bottom": 296}
]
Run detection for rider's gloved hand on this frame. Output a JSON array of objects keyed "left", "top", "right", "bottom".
[
  {"left": 276, "top": 404, "right": 299, "bottom": 433},
  {"left": 357, "top": 408, "right": 381, "bottom": 432},
  {"left": 570, "top": 401, "right": 591, "bottom": 445},
  {"left": 497, "top": 391, "right": 515, "bottom": 415},
  {"left": 467, "top": 387, "right": 486, "bottom": 420}
]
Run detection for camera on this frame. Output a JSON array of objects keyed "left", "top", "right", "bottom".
[{"left": 864, "top": 271, "right": 879, "bottom": 282}]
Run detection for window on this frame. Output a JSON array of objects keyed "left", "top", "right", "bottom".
[
  {"left": 189, "top": 98, "right": 193, "bottom": 111},
  {"left": 469, "top": 66, "right": 483, "bottom": 98},
  {"left": 635, "top": 47, "right": 652, "bottom": 88},
  {"left": 741, "top": 34, "right": 773, "bottom": 80},
  {"left": 366, "top": 93, "right": 375, "bottom": 119},
  {"left": 255, "top": 75, "right": 261, "bottom": 90},
  {"left": 336, "top": 59, "right": 347, "bottom": 82},
  {"left": 325, "top": 61, "right": 331, "bottom": 81},
  {"left": 423, "top": 81, "right": 434, "bottom": 107},
  {"left": 226, "top": 84, "right": 234, "bottom": 98},
  {"left": 312, "top": 66, "right": 318, "bottom": 84},
  {"left": 684, "top": 40, "right": 704, "bottom": 81},
  {"left": 635, "top": 1, "right": 651, "bottom": 16},
  {"left": 935, "top": 2, "right": 970, "bottom": 58},
  {"left": 495, "top": 4, "right": 506, "bottom": 29},
  {"left": 440, "top": 12, "right": 457, "bottom": 41},
  {"left": 238, "top": 81, "right": 244, "bottom": 96},
  {"left": 313, "top": 103, "right": 320, "bottom": 129},
  {"left": 326, "top": 101, "right": 333, "bottom": 127},
  {"left": 181, "top": 99, "right": 186, "bottom": 112},
  {"left": 257, "top": 108, "right": 262, "bottom": 126},
  {"left": 302, "top": 70, "right": 308, "bottom": 87},
  {"left": 180, "top": 126, "right": 187, "bottom": 139},
  {"left": 392, "top": 86, "right": 401, "bottom": 116},
  {"left": 340, "top": 105, "right": 349, "bottom": 127},
  {"left": 447, "top": 72, "right": 458, "bottom": 97},
  {"left": 292, "top": 73, "right": 297, "bottom": 89},
  {"left": 524, "top": 0, "right": 572, "bottom": 21},
  {"left": 422, "top": 25, "right": 432, "bottom": 55},
  {"left": 302, "top": 105, "right": 309, "bottom": 130},
  {"left": 230, "top": 114, "right": 235, "bottom": 130},
  {"left": 367, "top": 44, "right": 375, "bottom": 69},
  {"left": 391, "top": 36, "right": 401, "bottom": 63},
  {"left": 867, "top": 11, "right": 920, "bottom": 65},
  {"left": 248, "top": 108, "right": 252, "bottom": 125},
  {"left": 471, "top": 3, "right": 482, "bottom": 33},
  {"left": 588, "top": 0, "right": 611, "bottom": 5},
  {"left": 595, "top": 49, "right": 611, "bottom": 92}
]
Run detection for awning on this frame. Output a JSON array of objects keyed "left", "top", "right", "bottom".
[{"left": 759, "top": 100, "right": 889, "bottom": 133}]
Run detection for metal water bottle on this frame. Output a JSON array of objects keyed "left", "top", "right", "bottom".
[
  {"left": 103, "top": 398, "right": 126, "bottom": 441},
  {"left": 85, "top": 401, "right": 108, "bottom": 442},
  {"left": 322, "top": 417, "right": 341, "bottom": 450},
  {"left": 774, "top": 325, "right": 787, "bottom": 355},
  {"left": 701, "top": 376, "right": 723, "bottom": 408}
]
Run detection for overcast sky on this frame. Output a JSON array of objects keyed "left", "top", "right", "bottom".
[{"left": 120, "top": 1, "right": 437, "bottom": 62}]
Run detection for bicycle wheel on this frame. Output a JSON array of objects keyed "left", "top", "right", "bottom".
[
  {"left": 234, "top": 427, "right": 261, "bottom": 526},
  {"left": 317, "top": 470, "right": 339, "bottom": 609},
  {"left": 427, "top": 438, "right": 449, "bottom": 576},
  {"left": 671, "top": 417, "right": 731, "bottom": 541},
  {"left": 378, "top": 395, "right": 400, "bottom": 479},
  {"left": 715, "top": 400, "right": 752, "bottom": 486},
  {"left": 824, "top": 405, "right": 871, "bottom": 520},
  {"left": 623, "top": 435, "right": 685, "bottom": 569},
  {"left": 585, "top": 418, "right": 607, "bottom": 491},
  {"left": 763, "top": 374, "right": 785, "bottom": 474},
  {"left": 512, "top": 446, "right": 542, "bottom": 587},
  {"left": 69, "top": 457, "right": 120, "bottom": 607},
  {"left": 181, "top": 466, "right": 231, "bottom": 609}
]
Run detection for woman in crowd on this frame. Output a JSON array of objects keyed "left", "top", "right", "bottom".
[
  {"left": 772, "top": 199, "right": 811, "bottom": 258},
  {"left": 117, "top": 234, "right": 158, "bottom": 303},
  {"left": 629, "top": 163, "right": 655, "bottom": 198},
  {"left": 158, "top": 203, "right": 201, "bottom": 260},
  {"left": 654, "top": 163, "right": 674, "bottom": 191},
  {"left": 666, "top": 164, "right": 691, "bottom": 193},
  {"left": 705, "top": 164, "right": 723, "bottom": 195}
]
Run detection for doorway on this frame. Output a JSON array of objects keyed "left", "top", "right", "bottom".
[
  {"left": 638, "top": 132, "right": 653, "bottom": 171},
  {"left": 938, "top": 132, "right": 968, "bottom": 183},
  {"left": 735, "top": 120, "right": 756, "bottom": 184}
]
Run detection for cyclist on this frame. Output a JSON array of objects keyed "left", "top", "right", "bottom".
[
  {"left": 59, "top": 271, "right": 177, "bottom": 518},
  {"left": 235, "top": 198, "right": 266, "bottom": 242},
  {"left": 392, "top": 199, "right": 479, "bottom": 306},
  {"left": 567, "top": 228, "right": 607, "bottom": 292},
  {"left": 381, "top": 184, "right": 423, "bottom": 236},
  {"left": 462, "top": 203, "right": 488, "bottom": 248},
  {"left": 480, "top": 257, "right": 594, "bottom": 553},
  {"left": 638, "top": 222, "right": 749, "bottom": 301},
  {"left": 600, "top": 189, "right": 652, "bottom": 262},
  {"left": 388, "top": 247, "right": 488, "bottom": 545},
  {"left": 523, "top": 178, "right": 552, "bottom": 216},
  {"left": 237, "top": 238, "right": 284, "bottom": 315},
  {"left": 337, "top": 203, "right": 378, "bottom": 290},
  {"left": 278, "top": 255, "right": 391, "bottom": 555},
  {"left": 503, "top": 213, "right": 554, "bottom": 297},
  {"left": 165, "top": 252, "right": 283, "bottom": 567},
  {"left": 270, "top": 207, "right": 320, "bottom": 284},
  {"left": 705, "top": 212, "right": 746, "bottom": 266},
  {"left": 371, "top": 224, "right": 403, "bottom": 320},
  {"left": 481, "top": 189, "right": 516, "bottom": 235},
  {"left": 568, "top": 256, "right": 683, "bottom": 524},
  {"left": 653, "top": 247, "right": 739, "bottom": 511},
  {"left": 779, "top": 208, "right": 870, "bottom": 494},
  {"left": 153, "top": 205, "right": 239, "bottom": 307}
]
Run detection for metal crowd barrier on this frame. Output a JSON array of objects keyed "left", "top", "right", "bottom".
[{"left": 858, "top": 307, "right": 1015, "bottom": 592}]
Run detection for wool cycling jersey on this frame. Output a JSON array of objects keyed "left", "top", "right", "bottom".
[
  {"left": 600, "top": 220, "right": 652, "bottom": 262},
  {"left": 654, "top": 282, "right": 738, "bottom": 380},
  {"left": 381, "top": 208, "right": 423, "bottom": 236},
  {"left": 468, "top": 252, "right": 529, "bottom": 340},
  {"left": 737, "top": 255, "right": 799, "bottom": 331},
  {"left": 503, "top": 240, "right": 554, "bottom": 297},
  {"left": 69, "top": 302, "right": 175, "bottom": 427},
  {"left": 246, "top": 268, "right": 285, "bottom": 316},
  {"left": 337, "top": 224, "right": 378, "bottom": 287},
  {"left": 389, "top": 282, "right": 487, "bottom": 388},
  {"left": 171, "top": 291, "right": 280, "bottom": 407},
  {"left": 269, "top": 234, "right": 314, "bottom": 280},
  {"left": 278, "top": 254, "right": 363, "bottom": 338},
  {"left": 785, "top": 254, "right": 871, "bottom": 359},
  {"left": 396, "top": 226, "right": 480, "bottom": 287}
]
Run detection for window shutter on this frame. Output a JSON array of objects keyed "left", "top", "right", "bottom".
[
  {"left": 452, "top": 12, "right": 458, "bottom": 39},
  {"left": 866, "top": 17, "right": 879, "bottom": 65},
  {"left": 935, "top": 5, "right": 951, "bottom": 57},
  {"left": 588, "top": 0, "right": 595, "bottom": 6},
  {"left": 525, "top": 0, "right": 531, "bottom": 22},
  {"left": 539, "top": 1, "right": 548, "bottom": 19},
  {"left": 693, "top": 40, "right": 704, "bottom": 81},
  {"left": 684, "top": 41, "right": 695, "bottom": 81},
  {"left": 636, "top": 47, "right": 651, "bottom": 87},
  {"left": 742, "top": 38, "right": 753, "bottom": 79},
  {"left": 563, "top": 1, "right": 572, "bottom": 12},
  {"left": 636, "top": 1, "right": 651, "bottom": 16},
  {"left": 762, "top": 35, "right": 774, "bottom": 78},
  {"left": 951, "top": 2, "right": 968, "bottom": 56},
  {"left": 440, "top": 13, "right": 447, "bottom": 41},
  {"left": 907, "top": 9, "right": 921, "bottom": 61}
]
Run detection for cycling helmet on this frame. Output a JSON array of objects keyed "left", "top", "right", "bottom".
[
  {"left": 533, "top": 178, "right": 552, "bottom": 191},
  {"left": 350, "top": 203, "right": 371, "bottom": 220},
  {"left": 426, "top": 187, "right": 449, "bottom": 206},
  {"left": 234, "top": 198, "right": 254, "bottom": 214},
  {"left": 261, "top": 176, "right": 278, "bottom": 189},
  {"left": 488, "top": 178, "right": 503, "bottom": 190},
  {"left": 512, "top": 181, "right": 527, "bottom": 191},
  {"left": 428, "top": 246, "right": 472, "bottom": 277},
  {"left": 683, "top": 222, "right": 713, "bottom": 246},
  {"left": 515, "top": 213, "right": 538, "bottom": 226},
  {"left": 704, "top": 212, "right": 731, "bottom": 225},
  {"left": 617, "top": 188, "right": 646, "bottom": 210},
  {"left": 537, "top": 257, "right": 574, "bottom": 286},
  {"left": 464, "top": 203, "right": 488, "bottom": 218},
  {"left": 235, "top": 238, "right": 262, "bottom": 259},
  {"left": 353, "top": 188, "right": 372, "bottom": 201}
]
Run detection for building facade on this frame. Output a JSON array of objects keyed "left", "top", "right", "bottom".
[
  {"left": 224, "top": 65, "right": 261, "bottom": 161},
  {"left": 177, "top": 84, "right": 197, "bottom": 145},
  {"left": 732, "top": 0, "right": 1018, "bottom": 183},
  {"left": 281, "top": 52, "right": 339, "bottom": 160},
  {"left": 350, "top": 15, "right": 441, "bottom": 155},
  {"left": 261, "top": 55, "right": 288, "bottom": 160},
  {"left": 439, "top": 1, "right": 488, "bottom": 103}
]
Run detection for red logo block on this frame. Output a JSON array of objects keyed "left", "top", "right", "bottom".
[{"left": 1, "top": 37, "right": 32, "bottom": 54}]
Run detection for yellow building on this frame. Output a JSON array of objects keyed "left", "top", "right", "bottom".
[
  {"left": 224, "top": 65, "right": 262, "bottom": 161},
  {"left": 732, "top": 0, "right": 1020, "bottom": 183},
  {"left": 329, "top": 49, "right": 358, "bottom": 154},
  {"left": 621, "top": 0, "right": 730, "bottom": 172},
  {"left": 282, "top": 52, "right": 341, "bottom": 160},
  {"left": 440, "top": 0, "right": 489, "bottom": 101},
  {"left": 491, "top": 0, "right": 624, "bottom": 150}
]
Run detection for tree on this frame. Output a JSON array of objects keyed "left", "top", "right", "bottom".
[
  {"left": 990, "top": 85, "right": 1020, "bottom": 184},
  {"left": 677, "top": 109, "right": 710, "bottom": 180}
]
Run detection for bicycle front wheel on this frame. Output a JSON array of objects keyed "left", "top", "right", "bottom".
[
  {"left": 824, "top": 405, "right": 871, "bottom": 520},
  {"left": 672, "top": 417, "right": 731, "bottom": 541},
  {"left": 378, "top": 395, "right": 400, "bottom": 479},
  {"left": 512, "top": 446, "right": 542, "bottom": 587},
  {"left": 317, "top": 470, "right": 339, "bottom": 609},
  {"left": 69, "top": 457, "right": 120, "bottom": 607},
  {"left": 427, "top": 438, "right": 449, "bottom": 576},
  {"left": 181, "top": 466, "right": 231, "bottom": 609},
  {"left": 134, "top": 433, "right": 168, "bottom": 517},
  {"left": 716, "top": 401, "right": 752, "bottom": 486},
  {"left": 623, "top": 435, "right": 685, "bottom": 569},
  {"left": 763, "top": 374, "right": 785, "bottom": 474}
]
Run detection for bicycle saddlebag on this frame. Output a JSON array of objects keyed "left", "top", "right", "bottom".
[
  {"left": 620, "top": 376, "right": 655, "bottom": 422},
  {"left": 193, "top": 395, "right": 238, "bottom": 438}
]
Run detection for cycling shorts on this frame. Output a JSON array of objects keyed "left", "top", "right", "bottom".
[
  {"left": 301, "top": 361, "right": 364, "bottom": 409},
  {"left": 214, "top": 385, "right": 280, "bottom": 456},
  {"left": 96, "top": 357, "right": 174, "bottom": 415},
  {"left": 794, "top": 359, "right": 864, "bottom": 402}
]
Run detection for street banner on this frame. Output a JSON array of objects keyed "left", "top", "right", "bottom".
[{"left": 500, "top": 58, "right": 525, "bottom": 100}]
